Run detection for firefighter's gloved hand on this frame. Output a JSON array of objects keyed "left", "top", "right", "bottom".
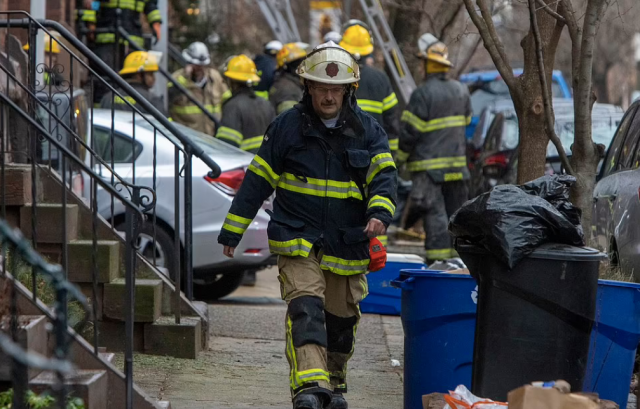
[
  {"left": 152, "top": 22, "right": 162, "bottom": 43},
  {"left": 364, "top": 218, "right": 386, "bottom": 238},
  {"left": 223, "top": 245, "right": 235, "bottom": 258}
]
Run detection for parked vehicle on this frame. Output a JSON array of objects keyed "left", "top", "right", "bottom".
[
  {"left": 85, "top": 110, "right": 274, "bottom": 299},
  {"left": 460, "top": 69, "right": 572, "bottom": 138},
  {"left": 470, "top": 111, "right": 623, "bottom": 197},
  {"left": 593, "top": 99, "right": 640, "bottom": 279}
]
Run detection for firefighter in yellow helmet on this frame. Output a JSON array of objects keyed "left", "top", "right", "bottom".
[
  {"left": 398, "top": 33, "right": 472, "bottom": 263},
  {"left": 23, "top": 33, "right": 64, "bottom": 87},
  {"left": 269, "top": 42, "right": 307, "bottom": 114},
  {"left": 218, "top": 42, "right": 397, "bottom": 409},
  {"left": 100, "top": 51, "right": 168, "bottom": 117},
  {"left": 216, "top": 54, "right": 275, "bottom": 153}
]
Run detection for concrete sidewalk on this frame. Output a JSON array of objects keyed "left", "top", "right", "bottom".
[{"left": 120, "top": 267, "right": 405, "bottom": 408}]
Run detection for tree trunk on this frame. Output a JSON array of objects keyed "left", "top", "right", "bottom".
[
  {"left": 592, "top": 70, "right": 609, "bottom": 104},
  {"left": 391, "top": 0, "right": 423, "bottom": 78}
]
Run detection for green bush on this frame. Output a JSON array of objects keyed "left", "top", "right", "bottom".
[{"left": 0, "top": 389, "right": 85, "bottom": 409}]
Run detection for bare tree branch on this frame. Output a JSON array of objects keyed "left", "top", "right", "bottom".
[
  {"left": 462, "top": 0, "right": 519, "bottom": 92},
  {"left": 558, "top": 0, "right": 582, "bottom": 90},
  {"left": 528, "top": 0, "right": 575, "bottom": 175},
  {"left": 435, "top": 0, "right": 465, "bottom": 40},
  {"left": 477, "top": 0, "right": 510, "bottom": 64},
  {"left": 536, "top": 0, "right": 566, "bottom": 22},
  {"left": 453, "top": 36, "right": 483, "bottom": 78}
]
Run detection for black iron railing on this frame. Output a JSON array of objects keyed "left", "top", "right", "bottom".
[
  {"left": 0, "top": 218, "right": 89, "bottom": 409},
  {"left": 0, "top": 10, "right": 221, "bottom": 409}
]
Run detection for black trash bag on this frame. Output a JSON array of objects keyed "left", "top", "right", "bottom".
[{"left": 449, "top": 175, "right": 585, "bottom": 269}]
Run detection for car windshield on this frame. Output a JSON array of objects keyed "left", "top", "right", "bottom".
[
  {"left": 547, "top": 117, "right": 620, "bottom": 157},
  {"left": 137, "top": 120, "right": 246, "bottom": 156}
]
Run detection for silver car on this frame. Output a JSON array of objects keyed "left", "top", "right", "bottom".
[
  {"left": 593, "top": 99, "right": 640, "bottom": 280},
  {"left": 84, "top": 110, "right": 273, "bottom": 298}
]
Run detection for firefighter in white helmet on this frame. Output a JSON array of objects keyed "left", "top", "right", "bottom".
[{"left": 218, "top": 42, "right": 397, "bottom": 409}]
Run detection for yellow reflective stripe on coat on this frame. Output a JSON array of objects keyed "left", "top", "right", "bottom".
[
  {"left": 368, "top": 195, "right": 395, "bottom": 216},
  {"left": 95, "top": 33, "right": 144, "bottom": 47},
  {"left": 276, "top": 100, "right": 298, "bottom": 114},
  {"left": 366, "top": 152, "right": 395, "bottom": 184},
  {"left": 114, "top": 95, "right": 137, "bottom": 106},
  {"left": 222, "top": 89, "right": 232, "bottom": 103},
  {"left": 240, "top": 135, "right": 263, "bottom": 151},
  {"left": 103, "top": 0, "right": 136, "bottom": 9},
  {"left": 277, "top": 173, "right": 363, "bottom": 200},
  {"left": 382, "top": 92, "right": 398, "bottom": 111},
  {"left": 357, "top": 99, "right": 383, "bottom": 114},
  {"left": 466, "top": 116, "right": 472, "bottom": 125},
  {"left": 216, "top": 126, "right": 243, "bottom": 145},
  {"left": 396, "top": 150, "right": 410, "bottom": 162},
  {"left": 79, "top": 9, "right": 97, "bottom": 22},
  {"left": 222, "top": 213, "right": 252, "bottom": 234},
  {"left": 401, "top": 111, "right": 468, "bottom": 133},
  {"left": 248, "top": 155, "right": 280, "bottom": 188},
  {"left": 406, "top": 156, "right": 467, "bottom": 172},
  {"left": 172, "top": 104, "right": 220, "bottom": 115},
  {"left": 388, "top": 138, "right": 399, "bottom": 152},
  {"left": 255, "top": 90, "right": 270, "bottom": 100},
  {"left": 321, "top": 255, "right": 370, "bottom": 275},
  {"left": 377, "top": 235, "right": 388, "bottom": 247},
  {"left": 269, "top": 238, "right": 313, "bottom": 257},
  {"left": 426, "top": 248, "right": 453, "bottom": 260},
  {"left": 147, "top": 9, "right": 162, "bottom": 23}
]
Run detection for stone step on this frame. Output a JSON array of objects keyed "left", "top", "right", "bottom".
[
  {"left": 20, "top": 203, "right": 79, "bottom": 243},
  {"left": 29, "top": 369, "right": 108, "bottom": 409},
  {"left": 0, "top": 315, "right": 47, "bottom": 381},
  {"left": 144, "top": 316, "right": 202, "bottom": 359},
  {"left": 0, "top": 164, "right": 43, "bottom": 206},
  {"left": 67, "top": 240, "right": 120, "bottom": 283},
  {"left": 103, "top": 279, "right": 163, "bottom": 323}
]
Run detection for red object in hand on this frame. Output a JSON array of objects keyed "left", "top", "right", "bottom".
[{"left": 369, "top": 238, "right": 387, "bottom": 272}]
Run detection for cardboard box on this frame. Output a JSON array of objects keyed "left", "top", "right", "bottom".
[{"left": 508, "top": 385, "right": 598, "bottom": 409}]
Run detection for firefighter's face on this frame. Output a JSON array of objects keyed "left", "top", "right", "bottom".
[
  {"left": 142, "top": 72, "right": 156, "bottom": 89},
  {"left": 308, "top": 80, "right": 345, "bottom": 119}
]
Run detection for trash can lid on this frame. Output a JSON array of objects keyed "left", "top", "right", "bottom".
[
  {"left": 399, "top": 269, "right": 473, "bottom": 279},
  {"left": 457, "top": 242, "right": 606, "bottom": 262}
]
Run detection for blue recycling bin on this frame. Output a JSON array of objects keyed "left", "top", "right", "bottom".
[
  {"left": 391, "top": 269, "right": 478, "bottom": 409},
  {"left": 584, "top": 279, "right": 640, "bottom": 408},
  {"left": 360, "top": 253, "right": 426, "bottom": 315}
]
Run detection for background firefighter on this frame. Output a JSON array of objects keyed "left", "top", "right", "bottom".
[
  {"left": 269, "top": 43, "right": 307, "bottom": 115},
  {"left": 217, "top": 42, "right": 397, "bottom": 409},
  {"left": 398, "top": 34, "right": 472, "bottom": 264},
  {"left": 169, "top": 41, "right": 228, "bottom": 135},
  {"left": 253, "top": 40, "right": 283, "bottom": 101}
]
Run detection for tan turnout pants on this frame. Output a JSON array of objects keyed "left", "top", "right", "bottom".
[{"left": 277, "top": 247, "right": 368, "bottom": 397}]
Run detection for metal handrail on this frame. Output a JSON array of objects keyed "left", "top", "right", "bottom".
[
  {"left": 0, "top": 92, "right": 150, "bottom": 218},
  {"left": 0, "top": 12, "right": 221, "bottom": 179},
  {"left": 118, "top": 27, "right": 221, "bottom": 130}
]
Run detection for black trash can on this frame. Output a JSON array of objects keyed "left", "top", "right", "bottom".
[{"left": 457, "top": 242, "right": 605, "bottom": 401}]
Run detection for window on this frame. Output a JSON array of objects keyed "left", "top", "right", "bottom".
[
  {"left": 617, "top": 108, "right": 640, "bottom": 170},
  {"left": 93, "top": 127, "right": 142, "bottom": 163},
  {"left": 602, "top": 106, "right": 637, "bottom": 176}
]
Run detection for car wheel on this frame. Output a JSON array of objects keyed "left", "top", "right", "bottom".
[
  {"left": 116, "top": 220, "right": 178, "bottom": 282},
  {"left": 193, "top": 272, "right": 245, "bottom": 301}
]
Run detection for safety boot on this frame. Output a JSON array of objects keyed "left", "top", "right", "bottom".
[
  {"left": 327, "top": 393, "right": 348, "bottom": 409},
  {"left": 293, "top": 393, "right": 323, "bottom": 409}
]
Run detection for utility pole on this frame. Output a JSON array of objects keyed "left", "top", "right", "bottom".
[{"left": 152, "top": 0, "right": 169, "bottom": 112}]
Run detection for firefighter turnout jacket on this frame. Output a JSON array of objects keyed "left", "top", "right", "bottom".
[
  {"left": 169, "top": 67, "right": 228, "bottom": 135},
  {"left": 398, "top": 73, "right": 472, "bottom": 182},
  {"left": 215, "top": 87, "right": 276, "bottom": 153},
  {"left": 80, "top": 0, "right": 162, "bottom": 48},
  {"left": 99, "top": 79, "right": 169, "bottom": 117},
  {"left": 269, "top": 71, "right": 304, "bottom": 115},
  {"left": 218, "top": 97, "right": 397, "bottom": 275},
  {"left": 355, "top": 64, "right": 400, "bottom": 152}
]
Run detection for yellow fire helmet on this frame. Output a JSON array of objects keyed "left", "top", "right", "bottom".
[
  {"left": 276, "top": 43, "right": 308, "bottom": 69},
  {"left": 23, "top": 33, "right": 61, "bottom": 54},
  {"left": 339, "top": 24, "right": 374, "bottom": 58},
  {"left": 296, "top": 41, "right": 360, "bottom": 85},
  {"left": 223, "top": 54, "right": 261, "bottom": 85},
  {"left": 119, "top": 51, "right": 161, "bottom": 75},
  {"left": 417, "top": 33, "right": 452, "bottom": 67}
]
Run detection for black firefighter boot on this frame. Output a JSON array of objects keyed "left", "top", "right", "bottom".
[
  {"left": 328, "top": 393, "right": 348, "bottom": 409},
  {"left": 293, "top": 393, "right": 323, "bottom": 409}
]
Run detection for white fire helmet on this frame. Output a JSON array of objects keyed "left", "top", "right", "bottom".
[{"left": 296, "top": 41, "right": 360, "bottom": 85}]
